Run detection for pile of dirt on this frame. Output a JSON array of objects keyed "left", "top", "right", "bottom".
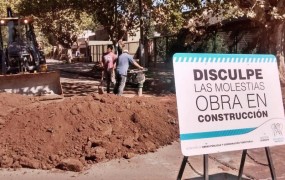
[{"left": 0, "top": 93, "right": 178, "bottom": 171}]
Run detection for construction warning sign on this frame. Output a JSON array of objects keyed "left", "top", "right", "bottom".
[{"left": 173, "top": 53, "right": 285, "bottom": 156}]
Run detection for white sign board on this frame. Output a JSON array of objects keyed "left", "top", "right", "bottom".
[{"left": 173, "top": 53, "right": 285, "bottom": 156}]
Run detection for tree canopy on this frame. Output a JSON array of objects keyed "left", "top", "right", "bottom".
[
  {"left": 0, "top": 0, "right": 21, "bottom": 16},
  {"left": 16, "top": 0, "right": 97, "bottom": 48},
  {"left": 83, "top": 0, "right": 143, "bottom": 44},
  {"left": 175, "top": 0, "right": 285, "bottom": 81},
  {"left": 1, "top": 0, "right": 284, "bottom": 66}
]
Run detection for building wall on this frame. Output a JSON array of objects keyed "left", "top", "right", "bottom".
[
  {"left": 94, "top": 28, "right": 109, "bottom": 41},
  {"left": 94, "top": 27, "right": 140, "bottom": 42}
]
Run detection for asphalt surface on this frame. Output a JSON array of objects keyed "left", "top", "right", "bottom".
[
  {"left": 1, "top": 141, "right": 285, "bottom": 180},
  {"left": 1, "top": 59, "right": 285, "bottom": 180}
]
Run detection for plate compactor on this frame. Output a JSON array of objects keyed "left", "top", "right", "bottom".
[{"left": 0, "top": 7, "right": 62, "bottom": 95}]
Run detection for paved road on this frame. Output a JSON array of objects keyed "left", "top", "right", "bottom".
[
  {"left": 1, "top": 141, "right": 285, "bottom": 180},
  {"left": 0, "top": 142, "right": 240, "bottom": 180},
  {"left": 46, "top": 59, "right": 144, "bottom": 96}
]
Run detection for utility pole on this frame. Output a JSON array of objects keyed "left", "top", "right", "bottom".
[
  {"left": 139, "top": 0, "right": 143, "bottom": 42},
  {"left": 114, "top": 0, "right": 118, "bottom": 54},
  {"left": 138, "top": 0, "right": 145, "bottom": 67},
  {"left": 0, "top": 23, "right": 4, "bottom": 74}
]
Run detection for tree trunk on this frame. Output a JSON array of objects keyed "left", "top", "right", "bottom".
[{"left": 269, "top": 22, "right": 285, "bottom": 85}]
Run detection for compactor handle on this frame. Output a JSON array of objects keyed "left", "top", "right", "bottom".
[{"left": 129, "top": 68, "right": 148, "bottom": 73}]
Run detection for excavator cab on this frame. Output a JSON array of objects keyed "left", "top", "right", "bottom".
[
  {"left": 0, "top": 7, "right": 62, "bottom": 95},
  {"left": 0, "top": 10, "right": 46, "bottom": 74}
]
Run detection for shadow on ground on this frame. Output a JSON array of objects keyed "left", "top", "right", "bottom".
[
  {"left": 185, "top": 173, "right": 251, "bottom": 180},
  {"left": 58, "top": 69, "right": 176, "bottom": 97},
  {"left": 47, "top": 60, "right": 176, "bottom": 96},
  {"left": 61, "top": 82, "right": 98, "bottom": 97}
]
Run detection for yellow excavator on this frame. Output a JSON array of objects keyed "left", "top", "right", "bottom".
[{"left": 0, "top": 7, "right": 62, "bottom": 95}]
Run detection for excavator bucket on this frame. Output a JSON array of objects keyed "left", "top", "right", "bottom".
[{"left": 0, "top": 71, "right": 62, "bottom": 95}]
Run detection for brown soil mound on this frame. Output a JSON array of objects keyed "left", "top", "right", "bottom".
[{"left": 0, "top": 93, "right": 178, "bottom": 171}]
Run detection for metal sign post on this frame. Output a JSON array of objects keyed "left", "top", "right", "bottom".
[
  {"left": 238, "top": 147, "right": 276, "bottom": 180},
  {"left": 177, "top": 155, "right": 209, "bottom": 180}
]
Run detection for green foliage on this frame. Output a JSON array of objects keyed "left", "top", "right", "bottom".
[
  {"left": 155, "top": 37, "right": 167, "bottom": 61},
  {"left": 17, "top": 0, "right": 98, "bottom": 48},
  {"left": 2, "top": 0, "right": 283, "bottom": 58},
  {"left": 152, "top": 36, "right": 186, "bottom": 63},
  {"left": 87, "top": 0, "right": 142, "bottom": 44},
  {"left": 166, "top": 36, "right": 185, "bottom": 62},
  {"left": 159, "top": 0, "right": 285, "bottom": 59},
  {"left": 0, "top": 0, "right": 21, "bottom": 16},
  {"left": 182, "top": 0, "right": 285, "bottom": 38},
  {"left": 152, "top": 0, "right": 187, "bottom": 36},
  {"left": 193, "top": 33, "right": 229, "bottom": 53}
]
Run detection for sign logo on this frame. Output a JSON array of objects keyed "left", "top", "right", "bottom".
[{"left": 271, "top": 123, "right": 283, "bottom": 137}]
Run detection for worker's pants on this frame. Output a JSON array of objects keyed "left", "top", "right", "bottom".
[
  {"left": 103, "top": 69, "right": 115, "bottom": 93},
  {"left": 114, "top": 73, "right": 127, "bottom": 96}
]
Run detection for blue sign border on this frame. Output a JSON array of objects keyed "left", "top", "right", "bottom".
[{"left": 173, "top": 53, "right": 276, "bottom": 63}]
